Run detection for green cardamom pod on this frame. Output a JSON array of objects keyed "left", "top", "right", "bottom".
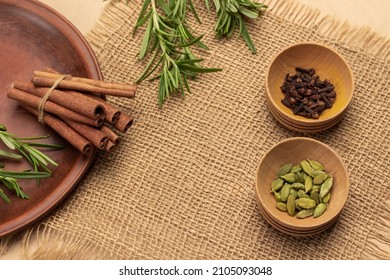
[
  {"left": 281, "top": 173, "right": 296, "bottom": 183},
  {"left": 311, "top": 184, "right": 321, "bottom": 192},
  {"left": 280, "top": 183, "right": 291, "bottom": 202},
  {"left": 308, "top": 159, "right": 325, "bottom": 171},
  {"left": 314, "top": 203, "right": 327, "bottom": 218},
  {"left": 289, "top": 188, "right": 298, "bottom": 199},
  {"left": 323, "top": 192, "right": 331, "bottom": 203},
  {"left": 310, "top": 189, "right": 320, "bottom": 205},
  {"left": 304, "top": 175, "right": 313, "bottom": 193},
  {"left": 291, "top": 165, "right": 302, "bottom": 173},
  {"left": 291, "top": 182, "right": 305, "bottom": 190},
  {"left": 295, "top": 172, "right": 305, "bottom": 184},
  {"left": 295, "top": 200, "right": 302, "bottom": 211},
  {"left": 300, "top": 160, "right": 313, "bottom": 175},
  {"left": 313, "top": 173, "right": 328, "bottom": 185},
  {"left": 287, "top": 194, "right": 296, "bottom": 216},
  {"left": 309, "top": 170, "right": 325, "bottom": 178},
  {"left": 276, "top": 202, "right": 287, "bottom": 212},
  {"left": 296, "top": 209, "right": 314, "bottom": 219},
  {"left": 296, "top": 198, "right": 316, "bottom": 209},
  {"left": 320, "top": 176, "right": 333, "bottom": 198},
  {"left": 277, "top": 163, "right": 292, "bottom": 177},
  {"left": 297, "top": 189, "right": 310, "bottom": 199},
  {"left": 271, "top": 178, "right": 284, "bottom": 192},
  {"left": 274, "top": 191, "right": 282, "bottom": 202}
]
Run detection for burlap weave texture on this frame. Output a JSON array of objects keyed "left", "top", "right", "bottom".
[{"left": 10, "top": 0, "right": 389, "bottom": 259}]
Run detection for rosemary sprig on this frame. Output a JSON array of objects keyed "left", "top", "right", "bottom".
[
  {"left": 133, "top": 0, "right": 222, "bottom": 106},
  {"left": 0, "top": 124, "right": 60, "bottom": 203},
  {"left": 0, "top": 170, "right": 52, "bottom": 203},
  {"left": 109, "top": 0, "right": 267, "bottom": 104},
  {"left": 210, "top": 0, "right": 267, "bottom": 53}
]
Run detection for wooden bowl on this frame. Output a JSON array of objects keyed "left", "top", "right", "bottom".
[
  {"left": 265, "top": 42, "right": 354, "bottom": 132},
  {"left": 257, "top": 200, "right": 340, "bottom": 237},
  {"left": 255, "top": 137, "right": 349, "bottom": 234},
  {"left": 266, "top": 103, "right": 346, "bottom": 133}
]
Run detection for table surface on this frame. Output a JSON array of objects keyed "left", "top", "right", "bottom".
[
  {"left": 1, "top": 0, "right": 389, "bottom": 260},
  {"left": 38, "top": 0, "right": 390, "bottom": 38}
]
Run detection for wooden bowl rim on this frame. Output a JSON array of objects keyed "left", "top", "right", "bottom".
[
  {"left": 265, "top": 42, "right": 354, "bottom": 126},
  {"left": 256, "top": 196, "right": 340, "bottom": 236},
  {"left": 267, "top": 101, "right": 345, "bottom": 133}
]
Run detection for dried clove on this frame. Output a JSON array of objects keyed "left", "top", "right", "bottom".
[
  {"left": 280, "top": 67, "right": 336, "bottom": 119},
  {"left": 317, "top": 85, "right": 334, "bottom": 93},
  {"left": 293, "top": 102, "right": 304, "bottom": 115},
  {"left": 303, "top": 105, "right": 319, "bottom": 119},
  {"left": 321, "top": 93, "right": 333, "bottom": 108}
]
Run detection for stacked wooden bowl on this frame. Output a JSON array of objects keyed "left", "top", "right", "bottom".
[
  {"left": 265, "top": 42, "right": 354, "bottom": 133},
  {"left": 255, "top": 137, "right": 349, "bottom": 237}
]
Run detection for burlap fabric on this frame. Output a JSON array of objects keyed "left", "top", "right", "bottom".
[{"left": 2, "top": 0, "right": 389, "bottom": 259}]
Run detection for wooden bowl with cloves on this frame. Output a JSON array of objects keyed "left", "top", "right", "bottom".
[
  {"left": 265, "top": 42, "right": 354, "bottom": 133},
  {"left": 255, "top": 137, "right": 349, "bottom": 237}
]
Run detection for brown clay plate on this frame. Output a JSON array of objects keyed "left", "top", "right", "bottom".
[{"left": 0, "top": 0, "right": 102, "bottom": 237}]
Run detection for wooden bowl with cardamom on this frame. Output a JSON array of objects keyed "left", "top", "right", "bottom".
[
  {"left": 255, "top": 137, "right": 349, "bottom": 236},
  {"left": 265, "top": 42, "right": 354, "bottom": 133}
]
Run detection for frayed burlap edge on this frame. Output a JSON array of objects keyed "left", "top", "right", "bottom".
[
  {"left": 265, "top": 0, "right": 390, "bottom": 60},
  {"left": 85, "top": 0, "right": 390, "bottom": 61},
  {"left": 360, "top": 200, "right": 390, "bottom": 259},
  {"left": 1, "top": 224, "right": 112, "bottom": 260},
  {"left": 2, "top": 0, "right": 389, "bottom": 259}
]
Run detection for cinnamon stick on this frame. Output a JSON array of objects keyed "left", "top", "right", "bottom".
[
  {"left": 61, "top": 119, "right": 109, "bottom": 150},
  {"left": 105, "top": 141, "right": 117, "bottom": 153},
  {"left": 7, "top": 87, "right": 104, "bottom": 127},
  {"left": 35, "top": 69, "right": 137, "bottom": 94},
  {"left": 103, "top": 105, "right": 121, "bottom": 124},
  {"left": 12, "top": 68, "right": 135, "bottom": 155},
  {"left": 13, "top": 81, "right": 105, "bottom": 120},
  {"left": 21, "top": 105, "right": 93, "bottom": 155},
  {"left": 32, "top": 76, "right": 136, "bottom": 98},
  {"left": 100, "top": 125, "right": 121, "bottom": 144},
  {"left": 113, "top": 112, "right": 134, "bottom": 133},
  {"left": 86, "top": 94, "right": 121, "bottom": 124},
  {"left": 40, "top": 68, "right": 123, "bottom": 124}
]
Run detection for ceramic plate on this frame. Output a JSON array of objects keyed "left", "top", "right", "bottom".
[{"left": 0, "top": 0, "right": 102, "bottom": 237}]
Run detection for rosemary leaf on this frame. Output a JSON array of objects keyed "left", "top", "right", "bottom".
[
  {"left": 0, "top": 170, "right": 51, "bottom": 179},
  {"left": 16, "top": 135, "right": 50, "bottom": 140},
  {"left": 0, "top": 189, "right": 11, "bottom": 204},
  {"left": 21, "top": 142, "right": 64, "bottom": 149},
  {"left": 1, "top": 177, "right": 29, "bottom": 199},
  {"left": 0, "top": 150, "right": 23, "bottom": 160},
  {"left": 212, "top": 0, "right": 267, "bottom": 53},
  {"left": 0, "top": 133, "right": 16, "bottom": 150},
  {"left": 133, "top": 0, "right": 152, "bottom": 34},
  {"left": 139, "top": 16, "right": 153, "bottom": 59},
  {"left": 0, "top": 124, "right": 60, "bottom": 203},
  {"left": 188, "top": 0, "right": 202, "bottom": 23},
  {"left": 238, "top": 17, "right": 256, "bottom": 53},
  {"left": 179, "top": 64, "right": 223, "bottom": 73}
]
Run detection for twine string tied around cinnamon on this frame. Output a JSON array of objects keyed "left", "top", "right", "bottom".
[{"left": 37, "top": 74, "right": 70, "bottom": 123}]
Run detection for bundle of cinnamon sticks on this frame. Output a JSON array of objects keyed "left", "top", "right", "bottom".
[{"left": 7, "top": 68, "right": 136, "bottom": 155}]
